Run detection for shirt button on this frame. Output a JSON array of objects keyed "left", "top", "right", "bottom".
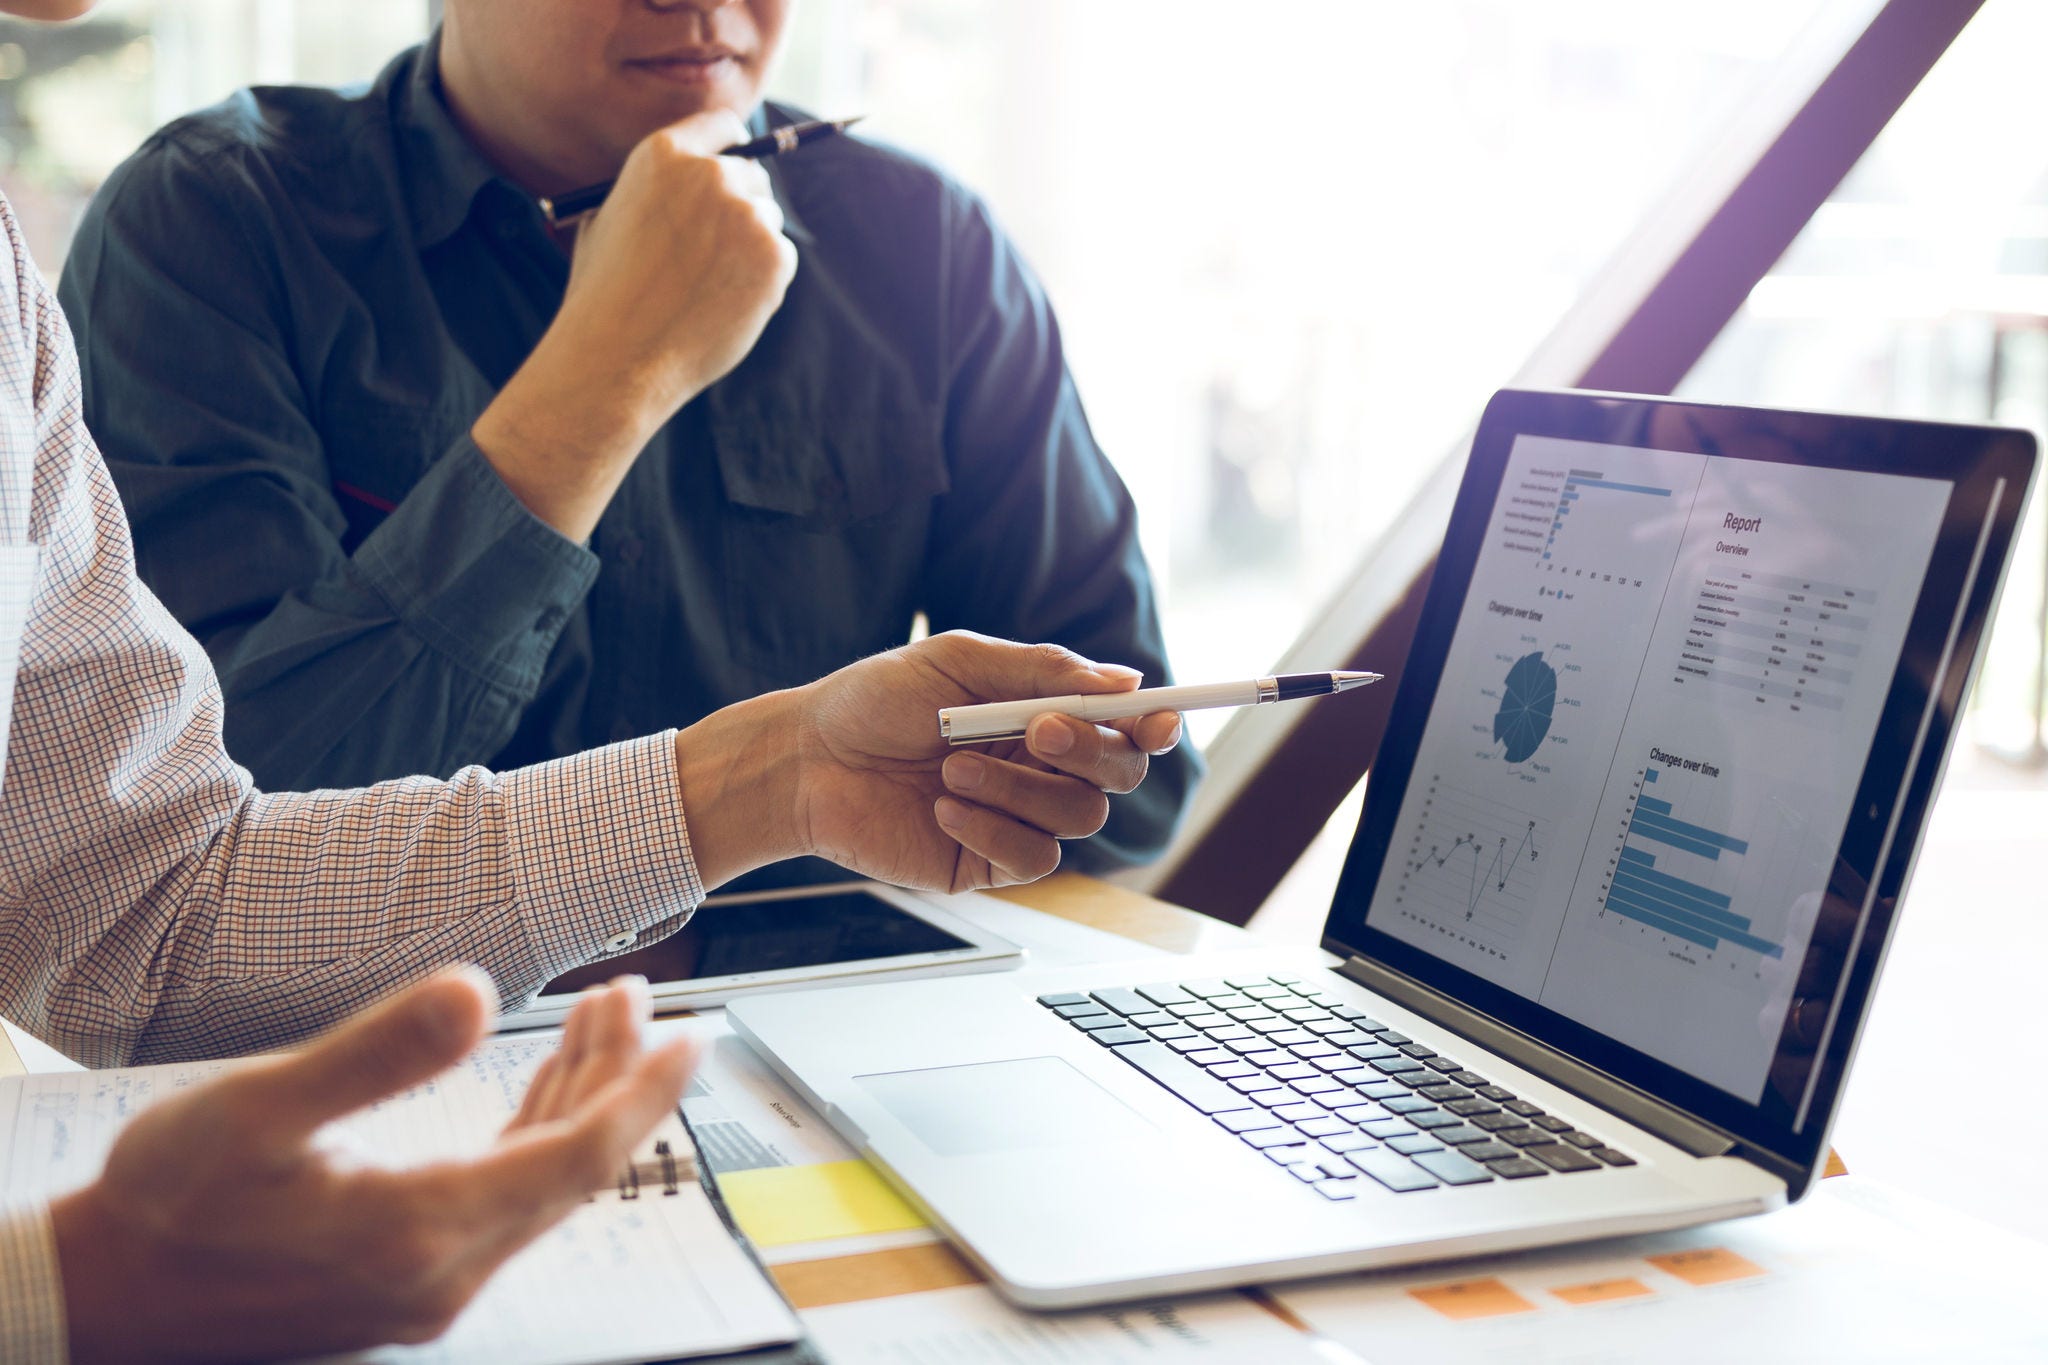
[{"left": 602, "top": 930, "right": 638, "bottom": 954}]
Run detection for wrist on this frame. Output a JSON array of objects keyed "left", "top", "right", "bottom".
[
  {"left": 51, "top": 1184, "right": 153, "bottom": 1365},
  {"left": 672, "top": 688, "right": 807, "bottom": 888}
]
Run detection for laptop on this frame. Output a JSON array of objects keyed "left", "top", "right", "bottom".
[{"left": 728, "top": 389, "right": 2036, "bottom": 1308}]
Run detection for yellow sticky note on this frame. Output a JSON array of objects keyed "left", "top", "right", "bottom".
[{"left": 718, "top": 1159, "right": 929, "bottom": 1248}]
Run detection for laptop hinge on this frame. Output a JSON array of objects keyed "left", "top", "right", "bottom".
[{"left": 1338, "top": 956, "right": 1737, "bottom": 1159}]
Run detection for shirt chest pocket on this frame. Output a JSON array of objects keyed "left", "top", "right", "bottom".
[{"left": 711, "top": 408, "right": 949, "bottom": 687}]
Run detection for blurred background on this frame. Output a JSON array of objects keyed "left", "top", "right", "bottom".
[{"left": 5, "top": 0, "right": 2042, "bottom": 1233}]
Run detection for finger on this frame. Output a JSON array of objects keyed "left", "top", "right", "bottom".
[
  {"left": 507, "top": 1051, "right": 566, "bottom": 1132},
  {"left": 942, "top": 752, "right": 1109, "bottom": 840},
  {"left": 556, "top": 978, "right": 651, "bottom": 1112},
  {"left": 1109, "top": 710, "right": 1183, "bottom": 756},
  {"left": 460, "top": 1038, "right": 699, "bottom": 1210},
  {"left": 242, "top": 965, "right": 497, "bottom": 1143},
  {"left": 1024, "top": 713, "right": 1149, "bottom": 795},
  {"left": 664, "top": 108, "right": 752, "bottom": 157},
  {"left": 927, "top": 632, "right": 1144, "bottom": 705},
  {"left": 935, "top": 796, "right": 1061, "bottom": 885}
]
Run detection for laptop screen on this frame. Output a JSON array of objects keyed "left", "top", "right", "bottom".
[{"left": 1327, "top": 391, "right": 2033, "bottom": 1172}]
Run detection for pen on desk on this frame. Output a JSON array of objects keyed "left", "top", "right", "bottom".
[
  {"left": 938, "top": 671, "right": 1383, "bottom": 746},
  {"left": 538, "top": 116, "right": 865, "bottom": 226}
]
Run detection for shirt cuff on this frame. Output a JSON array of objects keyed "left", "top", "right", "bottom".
[
  {"left": 0, "top": 1204, "right": 68, "bottom": 1365},
  {"left": 353, "top": 433, "right": 599, "bottom": 694},
  {"left": 499, "top": 732, "right": 705, "bottom": 983}
]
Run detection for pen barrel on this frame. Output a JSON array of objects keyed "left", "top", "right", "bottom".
[{"left": 939, "top": 680, "right": 1260, "bottom": 745}]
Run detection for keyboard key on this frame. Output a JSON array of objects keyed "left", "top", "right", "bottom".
[
  {"left": 1273, "top": 1102, "right": 1325, "bottom": 1123},
  {"left": 1460, "top": 1141, "right": 1519, "bottom": 1162},
  {"left": 1071, "top": 1014, "right": 1126, "bottom": 1032},
  {"left": 1376, "top": 1031, "right": 1412, "bottom": 1046},
  {"left": 1266, "top": 1144, "right": 1314, "bottom": 1165},
  {"left": 1563, "top": 1131, "right": 1603, "bottom": 1149},
  {"left": 1224, "top": 1037, "right": 1277, "bottom": 1055},
  {"left": 1504, "top": 1100, "right": 1545, "bottom": 1118},
  {"left": 1111, "top": 1040, "right": 1253, "bottom": 1113},
  {"left": 1206, "top": 993, "right": 1255, "bottom": 1011},
  {"left": 1371, "top": 1057, "right": 1428, "bottom": 1075},
  {"left": 1409, "top": 1111, "right": 1466, "bottom": 1130},
  {"left": 1325, "top": 1066, "right": 1374, "bottom": 1083},
  {"left": 1534, "top": 1115, "right": 1575, "bottom": 1133},
  {"left": 1306, "top": 1019, "right": 1357, "bottom": 1036},
  {"left": 1090, "top": 987, "right": 1152, "bottom": 1016},
  {"left": 1475, "top": 1085, "right": 1515, "bottom": 1102},
  {"left": 1165, "top": 1001, "right": 1213, "bottom": 1018},
  {"left": 1352, "top": 1078, "right": 1408, "bottom": 1100},
  {"left": 1380, "top": 1095, "right": 1435, "bottom": 1114},
  {"left": 1052, "top": 1002, "right": 1107, "bottom": 1018},
  {"left": 1147, "top": 1024, "right": 1199, "bottom": 1043},
  {"left": 1222, "top": 977, "right": 1268, "bottom": 990},
  {"left": 1412, "top": 1150, "right": 1493, "bottom": 1185},
  {"left": 1399, "top": 1043, "right": 1436, "bottom": 1059},
  {"left": 1037, "top": 992, "right": 1090, "bottom": 1008},
  {"left": 1243, "top": 1125, "right": 1307, "bottom": 1149},
  {"left": 1319, "top": 1030, "right": 1380, "bottom": 1049},
  {"left": 1424, "top": 1056, "right": 1464, "bottom": 1073},
  {"left": 1267, "top": 974, "right": 1308, "bottom": 986},
  {"left": 1320, "top": 1130, "right": 1378, "bottom": 1153},
  {"left": 1182, "top": 979, "right": 1236, "bottom": 998},
  {"left": 1445, "top": 1099, "right": 1499, "bottom": 1117},
  {"left": 1180, "top": 1012, "right": 1228, "bottom": 1030},
  {"left": 1166, "top": 1036, "right": 1214, "bottom": 1054},
  {"left": 1361, "top": 1116, "right": 1419, "bottom": 1140},
  {"left": 1314, "top": 1180, "right": 1359, "bottom": 1201},
  {"left": 1092, "top": 1027, "right": 1149, "bottom": 1046},
  {"left": 1239, "top": 1049, "right": 1287, "bottom": 1068},
  {"left": 1472, "top": 1113, "right": 1530, "bottom": 1132},
  {"left": 1267, "top": 1062, "right": 1318, "bottom": 1082},
  {"left": 1265, "top": 1028, "right": 1318, "bottom": 1046},
  {"left": 1296, "top": 1116, "right": 1354, "bottom": 1139},
  {"left": 1277, "top": 1005, "right": 1328, "bottom": 1022},
  {"left": 1396, "top": 1071, "right": 1448, "bottom": 1089},
  {"left": 1137, "top": 983, "right": 1196, "bottom": 1007},
  {"left": 1208, "top": 1061, "right": 1258, "bottom": 1080},
  {"left": 1185, "top": 1049, "right": 1235, "bottom": 1067},
  {"left": 1500, "top": 1128, "right": 1558, "bottom": 1148},
  {"left": 1214, "top": 1110, "right": 1277, "bottom": 1133},
  {"left": 1252, "top": 1090, "right": 1301, "bottom": 1108},
  {"left": 1418, "top": 1084, "right": 1472, "bottom": 1102},
  {"left": 1591, "top": 1147, "right": 1638, "bottom": 1167},
  {"left": 1125, "top": 1011, "right": 1174, "bottom": 1029},
  {"left": 1331, "top": 1008, "right": 1382, "bottom": 1027},
  {"left": 1348, "top": 1151, "right": 1439, "bottom": 1191},
  {"left": 1244, "top": 984, "right": 1294, "bottom": 1000},
  {"left": 1425, "top": 1123, "right": 1488, "bottom": 1146},
  {"left": 1487, "top": 1157, "right": 1549, "bottom": 1179},
  {"left": 1291, "top": 1076, "right": 1345, "bottom": 1096},
  {"left": 1229, "top": 1075, "right": 1285, "bottom": 1094},
  {"left": 1387, "top": 1133, "right": 1444, "bottom": 1155},
  {"left": 1329, "top": 1103, "right": 1382, "bottom": 1123},
  {"left": 1286, "top": 1162, "right": 1325, "bottom": 1183},
  {"left": 1344, "top": 1041, "right": 1401, "bottom": 1062},
  {"left": 1527, "top": 1143, "right": 1603, "bottom": 1173},
  {"left": 1227, "top": 1007, "right": 1281, "bottom": 1023},
  {"left": 1448, "top": 1071, "right": 1489, "bottom": 1087},
  {"left": 1307, "top": 1155, "right": 1358, "bottom": 1180},
  {"left": 1287, "top": 1041, "right": 1343, "bottom": 1060}
]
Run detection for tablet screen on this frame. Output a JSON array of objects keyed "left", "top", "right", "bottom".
[{"left": 538, "top": 888, "right": 979, "bottom": 998}]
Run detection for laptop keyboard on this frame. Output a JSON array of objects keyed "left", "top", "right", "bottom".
[{"left": 1036, "top": 974, "right": 1636, "bottom": 1201}]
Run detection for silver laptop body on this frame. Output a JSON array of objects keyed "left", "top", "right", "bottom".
[{"left": 730, "top": 390, "right": 2036, "bottom": 1307}]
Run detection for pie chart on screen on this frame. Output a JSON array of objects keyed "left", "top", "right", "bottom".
[{"left": 1492, "top": 651, "right": 1556, "bottom": 763}]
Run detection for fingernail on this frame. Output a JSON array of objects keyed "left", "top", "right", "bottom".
[
  {"left": 1030, "top": 716, "right": 1074, "bottom": 755},
  {"left": 1095, "top": 663, "right": 1143, "bottom": 684},
  {"left": 1150, "top": 716, "right": 1184, "bottom": 755},
  {"left": 934, "top": 796, "right": 969, "bottom": 832},
  {"left": 943, "top": 752, "right": 985, "bottom": 791}
]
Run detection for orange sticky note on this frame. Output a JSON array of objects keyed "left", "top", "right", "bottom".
[
  {"left": 1408, "top": 1277, "right": 1539, "bottom": 1320},
  {"left": 1647, "top": 1246, "right": 1767, "bottom": 1286},
  {"left": 1551, "top": 1277, "right": 1655, "bottom": 1305}
]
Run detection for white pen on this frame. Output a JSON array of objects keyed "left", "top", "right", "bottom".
[{"left": 938, "top": 671, "right": 1383, "bottom": 746}]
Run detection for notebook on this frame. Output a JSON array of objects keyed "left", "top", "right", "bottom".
[{"left": 0, "top": 1033, "right": 804, "bottom": 1365}]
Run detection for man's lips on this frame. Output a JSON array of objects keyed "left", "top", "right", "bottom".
[{"left": 627, "top": 48, "right": 747, "bottom": 80}]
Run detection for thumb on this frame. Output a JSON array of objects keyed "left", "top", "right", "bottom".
[
  {"left": 933, "top": 631, "right": 1145, "bottom": 703},
  {"left": 246, "top": 965, "right": 497, "bottom": 1142}
]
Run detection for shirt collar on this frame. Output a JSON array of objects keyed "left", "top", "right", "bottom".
[{"left": 391, "top": 30, "right": 509, "bottom": 250}]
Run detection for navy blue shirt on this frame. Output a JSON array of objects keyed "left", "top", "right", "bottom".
[{"left": 60, "top": 37, "right": 1195, "bottom": 874}]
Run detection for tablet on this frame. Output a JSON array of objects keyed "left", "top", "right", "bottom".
[{"left": 500, "top": 881, "right": 1025, "bottom": 1029}]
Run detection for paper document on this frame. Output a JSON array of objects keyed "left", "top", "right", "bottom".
[
  {"left": 802, "top": 1283, "right": 1336, "bottom": 1363},
  {"left": 1270, "top": 1180, "right": 2048, "bottom": 1364}
]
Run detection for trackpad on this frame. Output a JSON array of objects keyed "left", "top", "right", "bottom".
[{"left": 856, "top": 1056, "right": 1154, "bottom": 1156}]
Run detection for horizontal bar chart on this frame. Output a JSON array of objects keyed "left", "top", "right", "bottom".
[{"left": 1604, "top": 766, "right": 1783, "bottom": 959}]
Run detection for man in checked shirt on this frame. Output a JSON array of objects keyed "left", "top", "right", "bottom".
[{"left": 0, "top": 5, "right": 1182, "bottom": 1359}]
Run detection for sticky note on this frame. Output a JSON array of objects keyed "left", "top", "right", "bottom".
[
  {"left": 1647, "top": 1246, "right": 1767, "bottom": 1286},
  {"left": 718, "top": 1159, "right": 929, "bottom": 1248},
  {"left": 1407, "top": 1277, "right": 1538, "bottom": 1320},
  {"left": 1551, "top": 1277, "right": 1655, "bottom": 1305},
  {"left": 771, "top": 1242, "right": 982, "bottom": 1310}
]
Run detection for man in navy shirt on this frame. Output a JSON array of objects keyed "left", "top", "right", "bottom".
[{"left": 61, "top": 0, "right": 1197, "bottom": 874}]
